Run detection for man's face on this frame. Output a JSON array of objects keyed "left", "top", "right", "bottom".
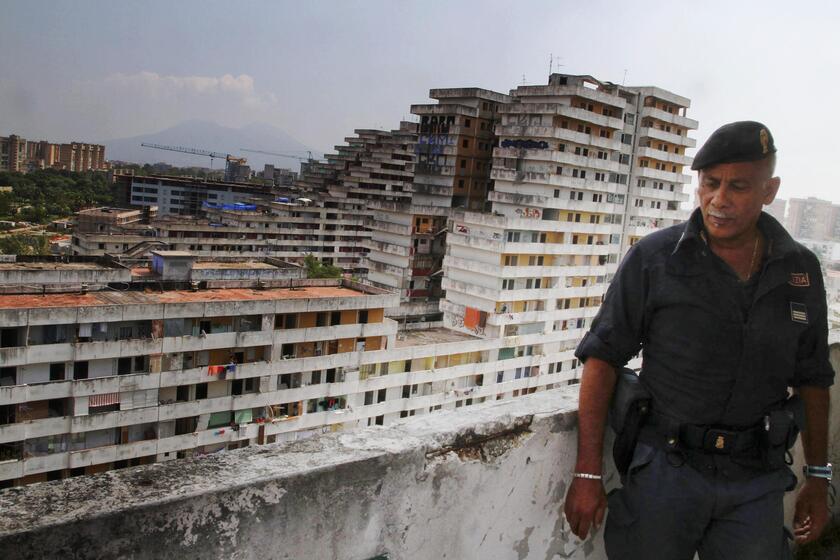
[{"left": 696, "top": 159, "right": 780, "bottom": 246}]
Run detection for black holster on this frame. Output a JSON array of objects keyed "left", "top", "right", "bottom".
[{"left": 609, "top": 367, "right": 652, "bottom": 475}]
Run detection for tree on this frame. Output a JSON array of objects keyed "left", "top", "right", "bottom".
[{"left": 303, "top": 254, "right": 342, "bottom": 279}]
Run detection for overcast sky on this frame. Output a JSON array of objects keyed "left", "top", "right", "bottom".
[{"left": 1, "top": 0, "right": 838, "bottom": 203}]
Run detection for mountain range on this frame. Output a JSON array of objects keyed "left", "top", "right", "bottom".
[{"left": 105, "top": 120, "right": 320, "bottom": 171}]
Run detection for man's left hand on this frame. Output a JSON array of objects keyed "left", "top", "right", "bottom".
[{"left": 793, "top": 478, "right": 830, "bottom": 544}]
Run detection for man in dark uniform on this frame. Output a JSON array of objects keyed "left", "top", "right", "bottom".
[{"left": 563, "top": 121, "right": 833, "bottom": 558}]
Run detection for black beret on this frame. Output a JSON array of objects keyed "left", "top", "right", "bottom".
[{"left": 691, "top": 121, "right": 776, "bottom": 171}]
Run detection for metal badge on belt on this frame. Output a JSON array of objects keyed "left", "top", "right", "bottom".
[{"left": 790, "top": 302, "right": 809, "bottom": 324}]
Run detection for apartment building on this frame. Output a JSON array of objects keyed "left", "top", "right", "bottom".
[
  {"left": 627, "top": 86, "right": 697, "bottom": 245},
  {"left": 72, "top": 198, "right": 370, "bottom": 270},
  {"left": 0, "top": 135, "right": 26, "bottom": 172},
  {"left": 787, "top": 197, "right": 840, "bottom": 241},
  {"left": 364, "top": 89, "right": 511, "bottom": 327},
  {"left": 0, "top": 252, "right": 581, "bottom": 488},
  {"left": 114, "top": 173, "right": 276, "bottom": 216},
  {"left": 0, "top": 135, "right": 107, "bottom": 173},
  {"left": 58, "top": 142, "right": 107, "bottom": 172},
  {"left": 440, "top": 74, "right": 696, "bottom": 383},
  {"left": 0, "top": 253, "right": 399, "bottom": 486}
]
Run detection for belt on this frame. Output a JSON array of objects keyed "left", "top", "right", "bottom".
[{"left": 644, "top": 411, "right": 763, "bottom": 455}]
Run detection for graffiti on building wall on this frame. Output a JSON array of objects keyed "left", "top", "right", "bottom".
[
  {"left": 501, "top": 139, "right": 549, "bottom": 150},
  {"left": 515, "top": 207, "right": 541, "bottom": 219}
]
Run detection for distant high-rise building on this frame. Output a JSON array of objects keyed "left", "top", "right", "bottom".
[
  {"left": 787, "top": 197, "right": 840, "bottom": 241},
  {"left": 0, "top": 134, "right": 107, "bottom": 173}
]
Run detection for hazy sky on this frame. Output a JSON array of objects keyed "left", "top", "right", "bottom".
[{"left": 1, "top": 0, "right": 839, "bottom": 203}]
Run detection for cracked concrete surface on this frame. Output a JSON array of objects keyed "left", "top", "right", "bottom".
[{"left": 0, "top": 386, "right": 608, "bottom": 560}]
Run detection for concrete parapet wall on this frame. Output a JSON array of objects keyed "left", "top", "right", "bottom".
[{"left": 0, "top": 387, "right": 608, "bottom": 560}]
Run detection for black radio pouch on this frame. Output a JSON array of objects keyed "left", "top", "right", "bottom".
[
  {"left": 761, "top": 394, "right": 804, "bottom": 470},
  {"left": 609, "top": 367, "right": 652, "bottom": 475}
]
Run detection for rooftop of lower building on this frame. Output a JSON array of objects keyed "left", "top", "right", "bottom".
[
  {"left": 395, "top": 326, "right": 478, "bottom": 347},
  {"left": 0, "top": 284, "right": 372, "bottom": 310}
]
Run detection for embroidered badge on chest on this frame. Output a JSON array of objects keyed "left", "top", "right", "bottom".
[
  {"left": 789, "top": 273, "right": 810, "bottom": 287},
  {"left": 790, "top": 302, "right": 809, "bottom": 324}
]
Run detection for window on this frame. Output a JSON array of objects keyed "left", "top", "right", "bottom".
[
  {"left": 503, "top": 255, "right": 518, "bottom": 266},
  {"left": 49, "top": 363, "right": 65, "bottom": 381},
  {"left": 502, "top": 279, "right": 515, "bottom": 290},
  {"left": 464, "top": 118, "right": 471, "bottom": 128},
  {"left": 195, "top": 383, "right": 208, "bottom": 400},
  {"left": 73, "top": 361, "right": 88, "bottom": 380},
  {"left": 359, "top": 310, "right": 369, "bottom": 324},
  {"left": 462, "top": 139, "right": 469, "bottom": 148},
  {"left": 460, "top": 159, "right": 467, "bottom": 169}
]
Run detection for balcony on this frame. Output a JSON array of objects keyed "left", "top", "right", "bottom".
[
  {"left": 494, "top": 147, "right": 623, "bottom": 173},
  {"left": 495, "top": 125, "right": 622, "bottom": 151},
  {"left": 503, "top": 103, "right": 624, "bottom": 130},
  {"left": 639, "top": 106, "right": 699, "bottom": 129},
  {"left": 636, "top": 146, "right": 693, "bottom": 167},
  {"left": 637, "top": 126, "right": 697, "bottom": 148}
]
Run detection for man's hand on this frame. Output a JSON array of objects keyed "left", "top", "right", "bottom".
[
  {"left": 793, "top": 478, "right": 830, "bottom": 544},
  {"left": 564, "top": 477, "right": 607, "bottom": 539}
]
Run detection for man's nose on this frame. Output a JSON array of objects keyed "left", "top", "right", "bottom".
[{"left": 710, "top": 186, "right": 729, "bottom": 208}]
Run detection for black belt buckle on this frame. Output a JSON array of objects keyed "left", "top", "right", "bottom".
[{"left": 703, "top": 428, "right": 738, "bottom": 454}]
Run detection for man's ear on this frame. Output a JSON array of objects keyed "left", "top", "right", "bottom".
[{"left": 763, "top": 177, "right": 780, "bottom": 205}]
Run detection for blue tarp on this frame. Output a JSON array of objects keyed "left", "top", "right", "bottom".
[{"left": 202, "top": 201, "right": 257, "bottom": 211}]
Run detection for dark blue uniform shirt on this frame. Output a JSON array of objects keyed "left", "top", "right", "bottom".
[{"left": 576, "top": 208, "right": 834, "bottom": 428}]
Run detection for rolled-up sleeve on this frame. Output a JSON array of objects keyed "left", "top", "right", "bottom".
[
  {"left": 792, "top": 256, "right": 835, "bottom": 388},
  {"left": 575, "top": 244, "right": 648, "bottom": 368}
]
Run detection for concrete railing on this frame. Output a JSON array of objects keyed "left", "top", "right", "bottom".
[
  {"left": 2, "top": 345, "right": 840, "bottom": 559},
  {"left": 0, "top": 387, "right": 609, "bottom": 560}
]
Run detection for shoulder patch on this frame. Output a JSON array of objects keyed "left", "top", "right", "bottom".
[
  {"left": 790, "top": 302, "right": 809, "bottom": 324},
  {"left": 789, "top": 272, "right": 810, "bottom": 287}
]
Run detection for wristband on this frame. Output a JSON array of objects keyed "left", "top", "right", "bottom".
[
  {"left": 803, "top": 463, "right": 833, "bottom": 482},
  {"left": 573, "top": 472, "right": 602, "bottom": 480}
]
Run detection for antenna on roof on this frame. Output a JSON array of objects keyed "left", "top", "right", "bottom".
[
  {"left": 549, "top": 54, "right": 565, "bottom": 77},
  {"left": 622, "top": 69, "right": 629, "bottom": 86},
  {"left": 521, "top": 74, "right": 527, "bottom": 85}
]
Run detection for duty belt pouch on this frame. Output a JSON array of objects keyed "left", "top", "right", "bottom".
[
  {"left": 761, "top": 395, "right": 804, "bottom": 470},
  {"left": 609, "top": 367, "right": 651, "bottom": 476}
]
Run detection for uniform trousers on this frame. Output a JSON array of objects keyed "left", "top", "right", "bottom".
[{"left": 605, "top": 442, "right": 795, "bottom": 560}]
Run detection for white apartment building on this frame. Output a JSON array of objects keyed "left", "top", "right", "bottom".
[
  {"left": 441, "top": 74, "right": 696, "bottom": 382},
  {"left": 0, "top": 253, "right": 579, "bottom": 487}
]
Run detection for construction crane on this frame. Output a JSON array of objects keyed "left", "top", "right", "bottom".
[
  {"left": 140, "top": 143, "right": 231, "bottom": 168},
  {"left": 140, "top": 143, "right": 249, "bottom": 181},
  {"left": 241, "top": 148, "right": 317, "bottom": 162}
]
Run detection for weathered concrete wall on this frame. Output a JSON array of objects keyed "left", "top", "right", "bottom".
[{"left": 0, "top": 387, "right": 609, "bottom": 560}]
